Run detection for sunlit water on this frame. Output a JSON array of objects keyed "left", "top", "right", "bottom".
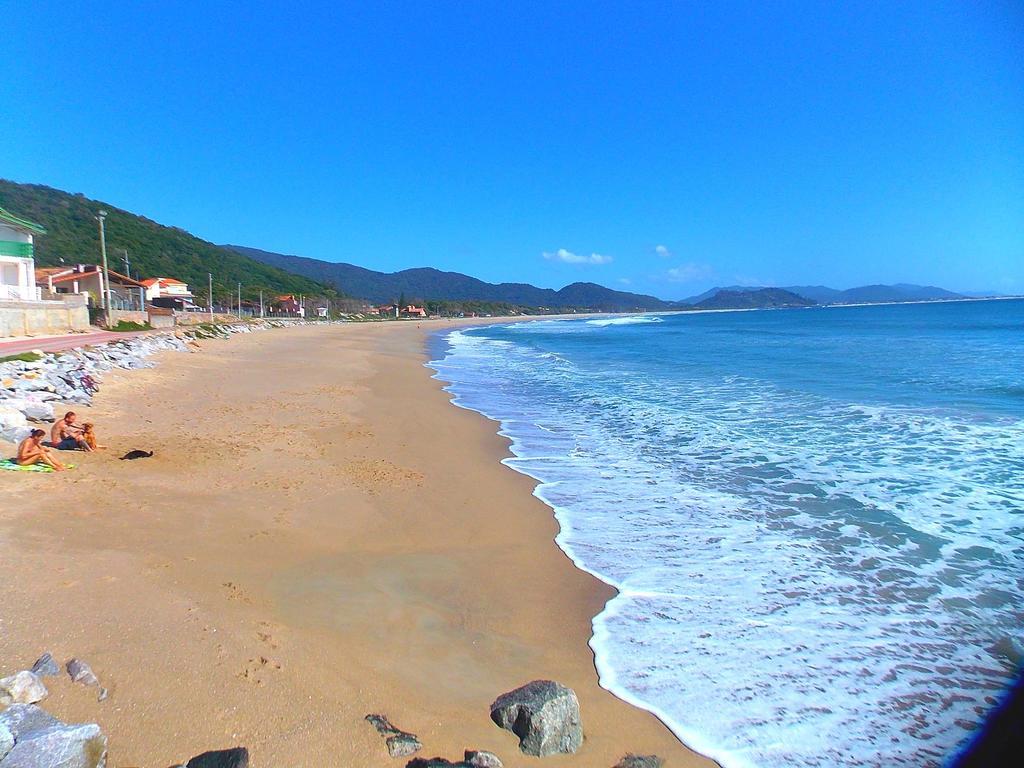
[{"left": 427, "top": 300, "right": 1024, "bottom": 768}]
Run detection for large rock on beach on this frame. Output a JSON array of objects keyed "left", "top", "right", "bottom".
[
  {"left": 387, "top": 733, "right": 423, "bottom": 758},
  {"left": 464, "top": 750, "right": 503, "bottom": 767},
  {"left": 0, "top": 722, "right": 107, "bottom": 768},
  {"left": 0, "top": 671, "right": 48, "bottom": 706},
  {"left": 21, "top": 402, "right": 55, "bottom": 423},
  {"left": 0, "top": 406, "right": 27, "bottom": 430},
  {"left": 490, "top": 680, "right": 583, "bottom": 757},
  {"left": 614, "top": 755, "right": 665, "bottom": 768},
  {"left": 29, "top": 654, "right": 59, "bottom": 678},
  {"left": 406, "top": 755, "right": 502, "bottom": 768},
  {"left": 0, "top": 723, "right": 13, "bottom": 763},
  {"left": 184, "top": 747, "right": 250, "bottom": 768},
  {"left": 0, "top": 705, "right": 61, "bottom": 739},
  {"left": 365, "top": 714, "right": 422, "bottom": 758},
  {"left": 0, "top": 425, "right": 31, "bottom": 445},
  {"left": 65, "top": 659, "right": 98, "bottom": 687}
]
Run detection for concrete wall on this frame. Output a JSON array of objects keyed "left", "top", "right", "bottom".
[
  {"left": 105, "top": 309, "right": 149, "bottom": 327},
  {"left": 147, "top": 307, "right": 176, "bottom": 329},
  {"left": 0, "top": 296, "right": 90, "bottom": 338}
]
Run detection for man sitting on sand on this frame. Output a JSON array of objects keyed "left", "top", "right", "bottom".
[
  {"left": 51, "top": 411, "right": 92, "bottom": 451},
  {"left": 17, "top": 429, "right": 67, "bottom": 471}
]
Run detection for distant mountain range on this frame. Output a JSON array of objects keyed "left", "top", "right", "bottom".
[
  {"left": 0, "top": 179, "right": 989, "bottom": 314},
  {"left": 688, "top": 288, "right": 815, "bottom": 310},
  {"left": 227, "top": 244, "right": 973, "bottom": 311},
  {"left": 682, "top": 283, "right": 964, "bottom": 306},
  {"left": 225, "top": 245, "right": 670, "bottom": 311}
]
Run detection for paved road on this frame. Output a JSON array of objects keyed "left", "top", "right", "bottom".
[{"left": 0, "top": 330, "right": 151, "bottom": 357}]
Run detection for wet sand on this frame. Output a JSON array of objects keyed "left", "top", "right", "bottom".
[{"left": 0, "top": 321, "right": 715, "bottom": 767}]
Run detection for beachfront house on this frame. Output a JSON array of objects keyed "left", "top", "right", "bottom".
[
  {"left": 272, "top": 294, "right": 305, "bottom": 317},
  {"left": 401, "top": 305, "right": 427, "bottom": 318},
  {"left": 36, "top": 264, "right": 147, "bottom": 310},
  {"left": 142, "top": 276, "right": 194, "bottom": 302},
  {"left": 0, "top": 207, "right": 46, "bottom": 302}
]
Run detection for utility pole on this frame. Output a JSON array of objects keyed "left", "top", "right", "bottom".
[
  {"left": 237, "top": 282, "right": 242, "bottom": 319},
  {"left": 122, "top": 249, "right": 130, "bottom": 279},
  {"left": 208, "top": 272, "right": 214, "bottom": 321},
  {"left": 95, "top": 210, "right": 111, "bottom": 326},
  {"left": 259, "top": 289, "right": 264, "bottom": 319},
  {"left": 326, "top": 298, "right": 331, "bottom": 321}
]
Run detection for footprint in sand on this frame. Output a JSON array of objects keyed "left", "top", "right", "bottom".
[
  {"left": 237, "top": 655, "right": 282, "bottom": 685},
  {"left": 255, "top": 621, "right": 282, "bottom": 650},
  {"left": 222, "top": 581, "right": 252, "bottom": 604}
]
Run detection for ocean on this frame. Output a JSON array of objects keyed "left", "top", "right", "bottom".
[{"left": 427, "top": 299, "right": 1024, "bottom": 768}]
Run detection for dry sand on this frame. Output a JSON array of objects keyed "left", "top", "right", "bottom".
[{"left": 0, "top": 321, "right": 715, "bottom": 768}]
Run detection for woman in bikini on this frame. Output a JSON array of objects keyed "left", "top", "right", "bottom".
[{"left": 17, "top": 429, "right": 67, "bottom": 471}]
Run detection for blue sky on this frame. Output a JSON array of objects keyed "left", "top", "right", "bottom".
[{"left": 3, "top": 1, "right": 1022, "bottom": 299}]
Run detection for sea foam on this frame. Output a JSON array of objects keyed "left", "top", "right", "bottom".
[{"left": 428, "top": 301, "right": 1024, "bottom": 768}]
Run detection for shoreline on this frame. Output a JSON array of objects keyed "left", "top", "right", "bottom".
[{"left": 0, "top": 320, "right": 715, "bottom": 767}]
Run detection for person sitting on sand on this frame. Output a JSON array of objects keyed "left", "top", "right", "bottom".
[
  {"left": 51, "top": 411, "right": 92, "bottom": 451},
  {"left": 17, "top": 429, "right": 67, "bottom": 471}
]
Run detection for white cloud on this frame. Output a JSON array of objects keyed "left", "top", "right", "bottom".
[
  {"left": 655, "top": 244, "right": 671, "bottom": 258},
  {"left": 543, "top": 248, "right": 613, "bottom": 265},
  {"left": 667, "top": 263, "right": 714, "bottom": 283},
  {"left": 617, "top": 277, "right": 633, "bottom": 285}
]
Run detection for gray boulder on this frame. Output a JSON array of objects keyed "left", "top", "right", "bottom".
[
  {"left": 30, "top": 654, "right": 59, "bottom": 677},
  {"left": 0, "top": 671, "right": 48, "bottom": 705},
  {"left": 0, "top": 425, "right": 31, "bottom": 445},
  {"left": 0, "top": 705, "right": 61, "bottom": 739},
  {"left": 406, "top": 755, "right": 503, "bottom": 768},
  {"left": 365, "top": 714, "right": 422, "bottom": 758},
  {"left": 21, "top": 402, "right": 55, "bottom": 423},
  {"left": 614, "top": 755, "right": 665, "bottom": 768},
  {"left": 465, "top": 750, "right": 503, "bottom": 767},
  {"left": 489, "top": 680, "right": 583, "bottom": 757},
  {"left": 66, "top": 659, "right": 98, "bottom": 687},
  {"left": 1, "top": 723, "right": 12, "bottom": 763},
  {"left": 0, "top": 405, "right": 27, "bottom": 429},
  {"left": 386, "top": 733, "right": 423, "bottom": 758},
  {"left": 184, "top": 747, "right": 249, "bottom": 768},
  {"left": 0, "top": 722, "right": 107, "bottom": 768}
]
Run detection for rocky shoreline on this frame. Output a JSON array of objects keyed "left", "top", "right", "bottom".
[
  {"left": 0, "top": 321, "right": 312, "bottom": 446},
  {"left": 2, "top": 656, "right": 663, "bottom": 768}
]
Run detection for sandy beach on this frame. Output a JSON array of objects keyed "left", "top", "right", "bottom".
[{"left": 0, "top": 321, "right": 714, "bottom": 768}]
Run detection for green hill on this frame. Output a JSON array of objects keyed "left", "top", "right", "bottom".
[{"left": 0, "top": 180, "right": 331, "bottom": 300}]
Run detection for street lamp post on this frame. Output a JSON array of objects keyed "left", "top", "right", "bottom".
[{"left": 95, "top": 210, "right": 111, "bottom": 327}]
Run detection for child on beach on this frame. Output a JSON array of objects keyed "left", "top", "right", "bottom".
[{"left": 17, "top": 429, "right": 67, "bottom": 471}]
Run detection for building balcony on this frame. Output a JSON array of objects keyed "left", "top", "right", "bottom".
[{"left": 0, "top": 284, "right": 43, "bottom": 302}]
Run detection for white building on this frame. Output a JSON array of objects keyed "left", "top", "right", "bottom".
[
  {"left": 141, "top": 276, "right": 194, "bottom": 302},
  {"left": 0, "top": 206, "right": 45, "bottom": 302}
]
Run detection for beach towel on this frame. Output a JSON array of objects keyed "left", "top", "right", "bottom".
[{"left": 0, "top": 459, "right": 74, "bottom": 473}]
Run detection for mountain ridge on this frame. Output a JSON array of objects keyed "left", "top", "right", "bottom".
[
  {"left": 683, "top": 283, "right": 965, "bottom": 306},
  {"left": 0, "top": 180, "right": 331, "bottom": 299},
  {"left": 226, "top": 245, "right": 672, "bottom": 311}
]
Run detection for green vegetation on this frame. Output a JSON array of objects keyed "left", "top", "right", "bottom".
[
  {"left": 0, "top": 180, "right": 336, "bottom": 302},
  {"left": 0, "top": 351, "right": 44, "bottom": 364},
  {"left": 108, "top": 320, "right": 151, "bottom": 332}
]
